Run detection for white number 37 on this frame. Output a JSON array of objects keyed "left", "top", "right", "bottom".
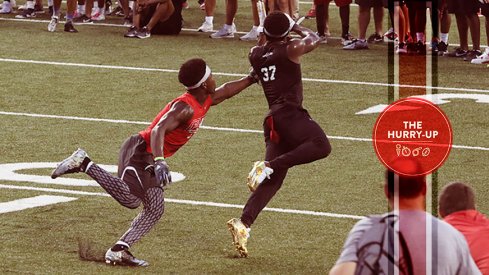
[{"left": 261, "top": 65, "right": 276, "bottom": 82}]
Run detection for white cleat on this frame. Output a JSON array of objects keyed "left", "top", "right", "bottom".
[
  {"left": 105, "top": 248, "right": 149, "bottom": 267},
  {"left": 47, "top": 16, "right": 58, "bottom": 32},
  {"left": 51, "top": 148, "right": 88, "bottom": 179}
]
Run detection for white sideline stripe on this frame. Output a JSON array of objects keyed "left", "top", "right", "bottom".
[
  {"left": 1, "top": 57, "right": 489, "bottom": 94},
  {"left": 0, "top": 184, "right": 363, "bottom": 219},
  {"left": 0, "top": 17, "right": 487, "bottom": 51},
  {"left": 1, "top": 110, "right": 488, "bottom": 151},
  {"left": 0, "top": 195, "right": 77, "bottom": 214}
]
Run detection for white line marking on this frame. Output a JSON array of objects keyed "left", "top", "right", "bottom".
[
  {"left": 1, "top": 57, "right": 489, "bottom": 94},
  {"left": 0, "top": 195, "right": 77, "bottom": 214},
  {"left": 1, "top": 17, "right": 486, "bottom": 50},
  {"left": 0, "top": 184, "right": 363, "bottom": 219},
  {"left": 1, "top": 111, "right": 488, "bottom": 151}
]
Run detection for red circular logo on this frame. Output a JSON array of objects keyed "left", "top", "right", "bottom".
[{"left": 373, "top": 98, "right": 453, "bottom": 176}]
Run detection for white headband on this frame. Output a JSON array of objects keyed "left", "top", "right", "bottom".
[
  {"left": 263, "top": 13, "right": 295, "bottom": 38},
  {"left": 186, "top": 65, "right": 211, "bottom": 90}
]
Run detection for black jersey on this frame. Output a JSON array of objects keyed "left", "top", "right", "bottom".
[{"left": 249, "top": 41, "right": 303, "bottom": 113}]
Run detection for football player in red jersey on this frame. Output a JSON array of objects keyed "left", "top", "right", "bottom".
[
  {"left": 51, "top": 58, "right": 258, "bottom": 266},
  {"left": 227, "top": 12, "right": 332, "bottom": 258}
]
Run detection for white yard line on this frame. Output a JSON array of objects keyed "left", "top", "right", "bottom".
[
  {"left": 1, "top": 111, "right": 488, "bottom": 151},
  {"left": 0, "top": 184, "right": 363, "bottom": 219},
  {"left": 1, "top": 57, "right": 489, "bottom": 94},
  {"left": 0, "top": 194, "right": 77, "bottom": 213}
]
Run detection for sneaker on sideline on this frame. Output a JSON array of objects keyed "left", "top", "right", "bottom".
[
  {"left": 471, "top": 48, "right": 489, "bottom": 64},
  {"left": 240, "top": 26, "right": 259, "bottom": 41},
  {"left": 343, "top": 39, "right": 368, "bottom": 50},
  {"left": 197, "top": 21, "right": 213, "bottom": 32},
  {"left": 210, "top": 24, "right": 235, "bottom": 39}
]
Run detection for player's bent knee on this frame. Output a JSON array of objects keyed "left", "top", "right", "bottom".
[{"left": 313, "top": 136, "right": 332, "bottom": 159}]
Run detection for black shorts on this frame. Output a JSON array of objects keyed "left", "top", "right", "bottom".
[
  {"left": 355, "top": 0, "right": 383, "bottom": 8},
  {"left": 140, "top": 1, "right": 183, "bottom": 35},
  {"left": 447, "top": 0, "right": 479, "bottom": 14},
  {"left": 118, "top": 134, "right": 159, "bottom": 199},
  {"left": 482, "top": 3, "right": 489, "bottom": 17}
]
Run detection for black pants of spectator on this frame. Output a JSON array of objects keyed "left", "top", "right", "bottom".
[{"left": 241, "top": 107, "right": 332, "bottom": 227}]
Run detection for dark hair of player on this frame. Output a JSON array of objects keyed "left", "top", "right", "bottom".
[
  {"left": 178, "top": 58, "right": 207, "bottom": 88},
  {"left": 439, "top": 182, "right": 476, "bottom": 217},
  {"left": 263, "top": 11, "right": 291, "bottom": 41}
]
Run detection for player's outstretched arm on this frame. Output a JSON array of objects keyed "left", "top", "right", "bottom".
[
  {"left": 287, "top": 24, "right": 321, "bottom": 63},
  {"left": 211, "top": 74, "right": 258, "bottom": 106},
  {"left": 150, "top": 101, "right": 194, "bottom": 158}
]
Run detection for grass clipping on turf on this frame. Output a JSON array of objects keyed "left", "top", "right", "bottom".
[{"left": 77, "top": 237, "right": 106, "bottom": 263}]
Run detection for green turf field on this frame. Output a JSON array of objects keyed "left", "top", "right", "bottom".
[{"left": 0, "top": 2, "right": 488, "bottom": 274}]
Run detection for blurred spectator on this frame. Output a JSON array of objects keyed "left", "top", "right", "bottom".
[
  {"left": 470, "top": 1, "right": 489, "bottom": 64},
  {"left": 343, "top": 0, "right": 383, "bottom": 50},
  {"left": 124, "top": 0, "right": 183, "bottom": 38},
  {"left": 315, "top": 0, "right": 353, "bottom": 44},
  {"left": 439, "top": 182, "right": 489, "bottom": 274},
  {"left": 329, "top": 161, "right": 481, "bottom": 275},
  {"left": 446, "top": 0, "right": 481, "bottom": 60}
]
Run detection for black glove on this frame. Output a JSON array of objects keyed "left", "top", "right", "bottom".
[{"left": 154, "top": 159, "right": 171, "bottom": 187}]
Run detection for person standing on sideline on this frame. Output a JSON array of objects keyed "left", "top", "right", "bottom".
[
  {"left": 439, "top": 182, "right": 489, "bottom": 274},
  {"left": 51, "top": 58, "right": 258, "bottom": 266},
  {"left": 227, "top": 11, "right": 332, "bottom": 258}
]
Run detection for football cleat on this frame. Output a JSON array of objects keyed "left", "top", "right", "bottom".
[
  {"left": 51, "top": 148, "right": 89, "bottom": 179},
  {"left": 64, "top": 21, "right": 78, "bottom": 33},
  {"left": 47, "top": 16, "right": 58, "bottom": 32},
  {"left": 247, "top": 161, "right": 273, "bottom": 192},
  {"left": 105, "top": 248, "right": 149, "bottom": 267},
  {"left": 227, "top": 218, "right": 250, "bottom": 257}
]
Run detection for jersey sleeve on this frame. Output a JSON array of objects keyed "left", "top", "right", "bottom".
[{"left": 335, "top": 217, "right": 374, "bottom": 265}]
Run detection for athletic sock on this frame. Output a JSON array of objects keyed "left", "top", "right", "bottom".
[
  {"left": 26, "top": 0, "right": 34, "bottom": 9},
  {"left": 416, "top": 32, "right": 424, "bottom": 43},
  {"left": 440, "top": 33, "right": 449, "bottom": 44},
  {"left": 205, "top": 15, "right": 213, "bottom": 24}
]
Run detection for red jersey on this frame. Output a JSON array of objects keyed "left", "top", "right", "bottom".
[
  {"left": 139, "top": 92, "right": 212, "bottom": 158},
  {"left": 444, "top": 210, "right": 489, "bottom": 274}
]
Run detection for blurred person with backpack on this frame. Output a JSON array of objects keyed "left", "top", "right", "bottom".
[{"left": 329, "top": 159, "right": 481, "bottom": 275}]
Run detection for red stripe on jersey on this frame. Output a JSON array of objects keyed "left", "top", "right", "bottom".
[{"left": 139, "top": 92, "right": 213, "bottom": 158}]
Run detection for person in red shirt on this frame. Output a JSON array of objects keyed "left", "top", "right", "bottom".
[
  {"left": 51, "top": 58, "right": 258, "bottom": 267},
  {"left": 439, "top": 182, "right": 489, "bottom": 274}
]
